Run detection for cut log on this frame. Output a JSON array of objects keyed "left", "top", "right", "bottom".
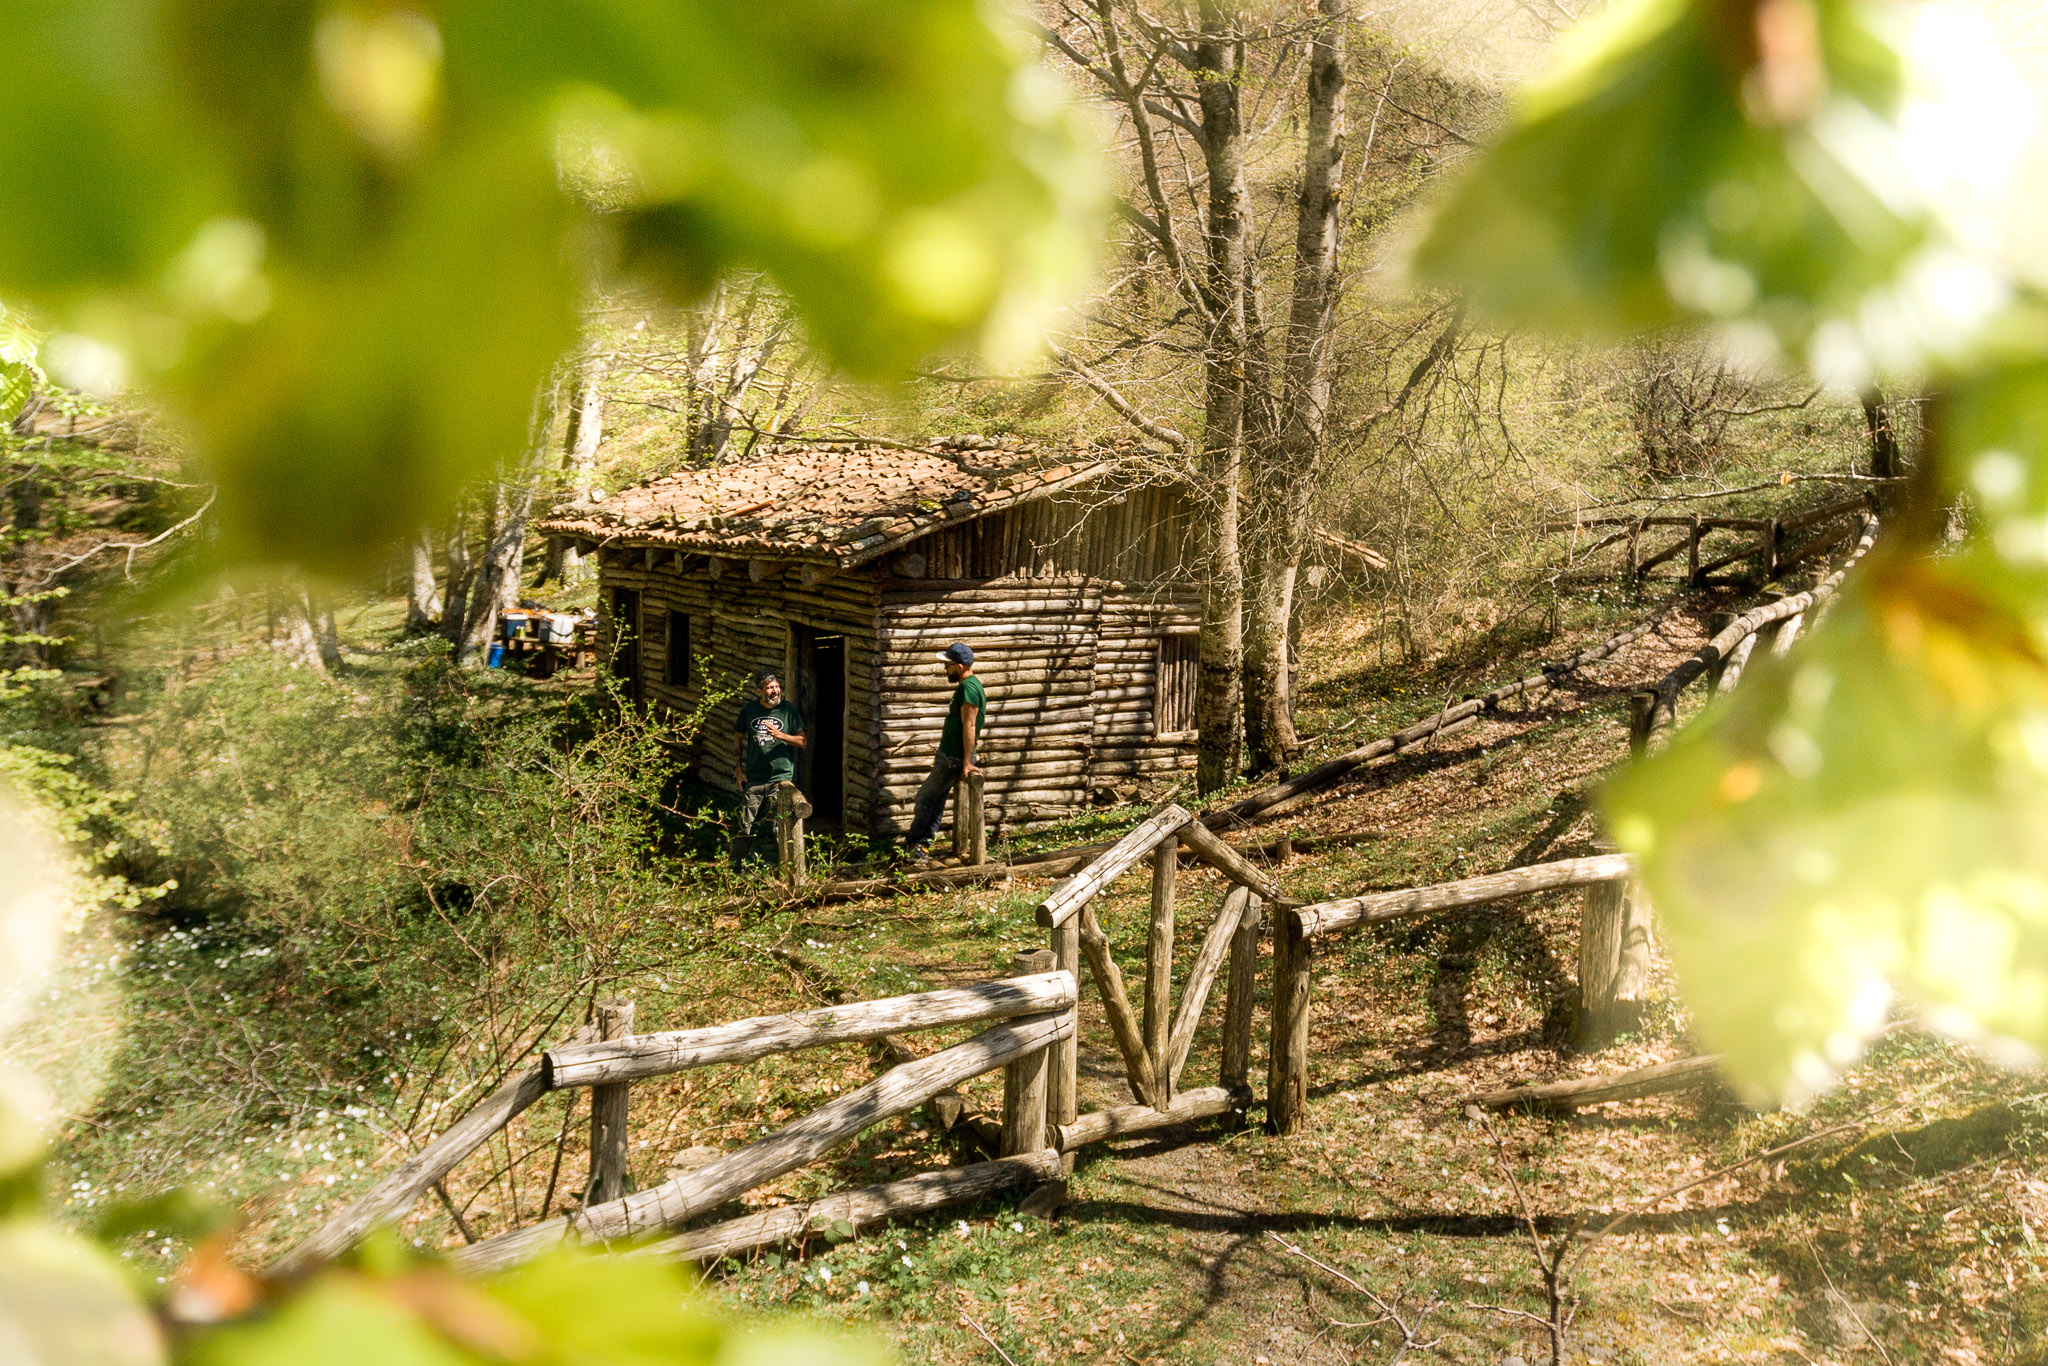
[
  {"left": 270, "top": 1065, "right": 547, "bottom": 1276},
  {"left": 1037, "top": 805, "right": 1194, "bottom": 928},
  {"left": 1048, "top": 919, "right": 1081, "bottom": 1133},
  {"left": 1267, "top": 914, "right": 1313, "bottom": 1135},
  {"left": 544, "top": 972, "right": 1076, "bottom": 1088},
  {"left": 1576, "top": 880, "right": 1654, "bottom": 1049},
  {"left": 1465, "top": 1055, "right": 1722, "bottom": 1112},
  {"left": 634, "top": 1150, "right": 1064, "bottom": 1263},
  {"left": 585, "top": 1001, "right": 635, "bottom": 1206},
  {"left": 1165, "top": 885, "right": 1249, "bottom": 1088},
  {"left": 1290, "top": 854, "right": 1634, "bottom": 940},
  {"left": 1144, "top": 842, "right": 1176, "bottom": 1105},
  {"left": 1056, "top": 1088, "right": 1235, "bottom": 1150},
  {"left": 1175, "top": 820, "right": 1285, "bottom": 902},
  {"left": 1002, "top": 951, "right": 1056, "bottom": 1155},
  {"left": 1077, "top": 904, "right": 1160, "bottom": 1107},
  {"left": 1219, "top": 894, "right": 1264, "bottom": 1099},
  {"left": 454, "top": 1011, "right": 1074, "bottom": 1272}
]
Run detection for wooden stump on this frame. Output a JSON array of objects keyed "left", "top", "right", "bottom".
[
  {"left": 1002, "top": 950, "right": 1056, "bottom": 1155},
  {"left": 586, "top": 1000, "right": 635, "bottom": 1206},
  {"left": 1577, "top": 880, "right": 1654, "bottom": 1048},
  {"left": 1145, "top": 842, "right": 1177, "bottom": 1106},
  {"left": 1627, "top": 690, "right": 1658, "bottom": 758},
  {"left": 776, "top": 782, "right": 808, "bottom": 889},
  {"left": 965, "top": 770, "right": 986, "bottom": 866},
  {"left": 1267, "top": 913, "right": 1313, "bottom": 1135},
  {"left": 1220, "top": 894, "right": 1264, "bottom": 1105}
]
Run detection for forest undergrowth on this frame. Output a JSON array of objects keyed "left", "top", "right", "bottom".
[{"left": 11, "top": 504, "right": 2038, "bottom": 1365}]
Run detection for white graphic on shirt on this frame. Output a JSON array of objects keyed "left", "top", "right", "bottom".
[{"left": 752, "top": 715, "right": 782, "bottom": 753}]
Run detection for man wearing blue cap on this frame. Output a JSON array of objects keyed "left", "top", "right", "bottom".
[{"left": 902, "top": 641, "right": 987, "bottom": 865}]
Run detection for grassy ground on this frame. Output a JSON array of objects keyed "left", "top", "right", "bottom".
[{"left": 25, "top": 545, "right": 2045, "bottom": 1365}]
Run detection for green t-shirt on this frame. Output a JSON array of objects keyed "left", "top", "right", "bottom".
[
  {"left": 939, "top": 674, "right": 987, "bottom": 759},
  {"left": 736, "top": 699, "right": 804, "bottom": 785}
]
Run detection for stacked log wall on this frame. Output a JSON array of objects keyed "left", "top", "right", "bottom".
[
  {"left": 594, "top": 550, "right": 881, "bottom": 832},
  {"left": 872, "top": 484, "right": 1200, "bottom": 832}
]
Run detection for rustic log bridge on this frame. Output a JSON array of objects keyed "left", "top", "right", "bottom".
[
  {"left": 544, "top": 972, "right": 1075, "bottom": 1088},
  {"left": 1465, "top": 1055, "right": 1723, "bottom": 1113},
  {"left": 454, "top": 1010, "right": 1075, "bottom": 1272},
  {"left": 632, "top": 1149, "right": 1066, "bottom": 1264}
]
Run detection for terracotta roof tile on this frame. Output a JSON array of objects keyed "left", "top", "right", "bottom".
[{"left": 536, "top": 438, "right": 1131, "bottom": 566}]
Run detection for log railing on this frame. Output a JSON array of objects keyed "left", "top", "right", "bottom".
[
  {"left": 1267, "top": 854, "right": 1637, "bottom": 1134},
  {"left": 1562, "top": 492, "right": 1874, "bottom": 588},
  {"left": 274, "top": 969, "right": 1078, "bottom": 1276},
  {"left": 1627, "top": 513, "right": 1876, "bottom": 755},
  {"left": 1033, "top": 804, "right": 1283, "bottom": 1137}
]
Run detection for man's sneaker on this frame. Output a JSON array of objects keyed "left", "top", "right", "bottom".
[{"left": 904, "top": 847, "right": 933, "bottom": 869}]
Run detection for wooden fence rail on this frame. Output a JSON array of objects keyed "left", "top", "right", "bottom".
[
  {"left": 1268, "top": 854, "right": 1638, "bottom": 1134},
  {"left": 1628, "top": 515, "right": 1877, "bottom": 754},
  {"left": 277, "top": 971, "right": 1076, "bottom": 1276},
  {"left": 1562, "top": 493, "right": 1873, "bottom": 589}
]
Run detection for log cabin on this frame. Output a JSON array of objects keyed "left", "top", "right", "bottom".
[{"left": 536, "top": 437, "right": 1203, "bottom": 836}]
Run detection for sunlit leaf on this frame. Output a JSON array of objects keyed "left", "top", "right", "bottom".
[
  {"left": 0, "top": 0, "right": 1103, "bottom": 576},
  {"left": 1407, "top": 0, "right": 2015, "bottom": 376},
  {"left": 1604, "top": 549, "right": 2048, "bottom": 1100},
  {"left": 0, "top": 1222, "right": 164, "bottom": 1366}
]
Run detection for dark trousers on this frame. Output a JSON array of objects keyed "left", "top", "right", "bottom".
[
  {"left": 903, "top": 753, "right": 964, "bottom": 851},
  {"left": 733, "top": 781, "right": 783, "bottom": 869}
]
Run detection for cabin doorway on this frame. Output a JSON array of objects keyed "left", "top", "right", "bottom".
[
  {"left": 606, "top": 588, "right": 642, "bottom": 705},
  {"left": 790, "top": 624, "right": 846, "bottom": 825}
]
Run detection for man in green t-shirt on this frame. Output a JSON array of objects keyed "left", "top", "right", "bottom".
[
  {"left": 732, "top": 667, "right": 806, "bottom": 869},
  {"left": 902, "top": 642, "right": 987, "bottom": 864}
]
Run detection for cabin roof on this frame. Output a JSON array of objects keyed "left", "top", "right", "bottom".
[{"left": 535, "top": 438, "right": 1132, "bottom": 567}]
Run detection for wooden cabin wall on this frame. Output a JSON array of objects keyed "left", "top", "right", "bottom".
[
  {"left": 869, "top": 486, "right": 1201, "bottom": 832},
  {"left": 594, "top": 550, "right": 880, "bottom": 831}
]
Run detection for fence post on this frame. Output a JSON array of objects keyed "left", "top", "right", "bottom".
[
  {"left": 1145, "top": 841, "right": 1177, "bottom": 1107},
  {"left": 1578, "top": 880, "right": 1654, "bottom": 1048},
  {"left": 586, "top": 1000, "right": 635, "bottom": 1205},
  {"left": 1002, "top": 949, "right": 1056, "bottom": 1155},
  {"left": 1048, "top": 919, "right": 1081, "bottom": 1159},
  {"left": 1267, "top": 910, "right": 1313, "bottom": 1135},
  {"left": 1685, "top": 513, "right": 1702, "bottom": 584},
  {"left": 1219, "top": 893, "right": 1264, "bottom": 1114},
  {"left": 1762, "top": 518, "right": 1781, "bottom": 581},
  {"left": 1627, "top": 689, "right": 1658, "bottom": 758},
  {"left": 965, "top": 770, "right": 986, "bottom": 866},
  {"left": 776, "top": 783, "right": 807, "bottom": 889}
]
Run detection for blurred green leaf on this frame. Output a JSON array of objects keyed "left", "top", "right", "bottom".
[
  {"left": 0, "top": 305, "right": 40, "bottom": 421},
  {"left": 0, "top": 0, "right": 1102, "bottom": 577},
  {"left": 1410, "top": 0, "right": 1943, "bottom": 357},
  {"left": 1604, "top": 549, "right": 2048, "bottom": 1100},
  {"left": 0, "top": 1221, "right": 165, "bottom": 1366}
]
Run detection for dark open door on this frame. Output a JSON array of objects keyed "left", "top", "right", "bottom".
[
  {"left": 606, "top": 587, "right": 642, "bottom": 704},
  {"left": 791, "top": 625, "right": 845, "bottom": 824}
]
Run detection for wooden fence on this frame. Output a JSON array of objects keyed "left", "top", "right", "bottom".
[
  {"left": 1561, "top": 492, "right": 1873, "bottom": 589},
  {"left": 1032, "top": 803, "right": 1292, "bottom": 1142},
  {"left": 274, "top": 967, "right": 1075, "bottom": 1276},
  {"left": 1626, "top": 513, "right": 1876, "bottom": 754},
  {"left": 1266, "top": 853, "right": 1640, "bottom": 1133}
]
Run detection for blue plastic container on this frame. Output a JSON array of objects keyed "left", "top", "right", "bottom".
[{"left": 486, "top": 643, "right": 505, "bottom": 668}]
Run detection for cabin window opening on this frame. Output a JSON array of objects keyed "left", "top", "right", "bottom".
[
  {"left": 606, "top": 587, "right": 643, "bottom": 705},
  {"left": 1154, "top": 633, "right": 1197, "bottom": 738},
  {"left": 665, "top": 610, "right": 691, "bottom": 687}
]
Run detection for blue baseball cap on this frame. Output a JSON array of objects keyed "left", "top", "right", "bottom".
[{"left": 937, "top": 642, "right": 974, "bottom": 665}]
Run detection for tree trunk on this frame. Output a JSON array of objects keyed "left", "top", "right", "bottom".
[
  {"left": 1244, "top": 0, "right": 1347, "bottom": 773},
  {"left": 457, "top": 481, "right": 535, "bottom": 666},
  {"left": 1861, "top": 386, "right": 1902, "bottom": 480},
  {"left": 1194, "top": 2, "right": 1248, "bottom": 795},
  {"left": 439, "top": 515, "right": 475, "bottom": 651},
  {"left": 272, "top": 586, "right": 328, "bottom": 673},
  {"left": 550, "top": 351, "right": 607, "bottom": 584},
  {"left": 406, "top": 530, "right": 441, "bottom": 632}
]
